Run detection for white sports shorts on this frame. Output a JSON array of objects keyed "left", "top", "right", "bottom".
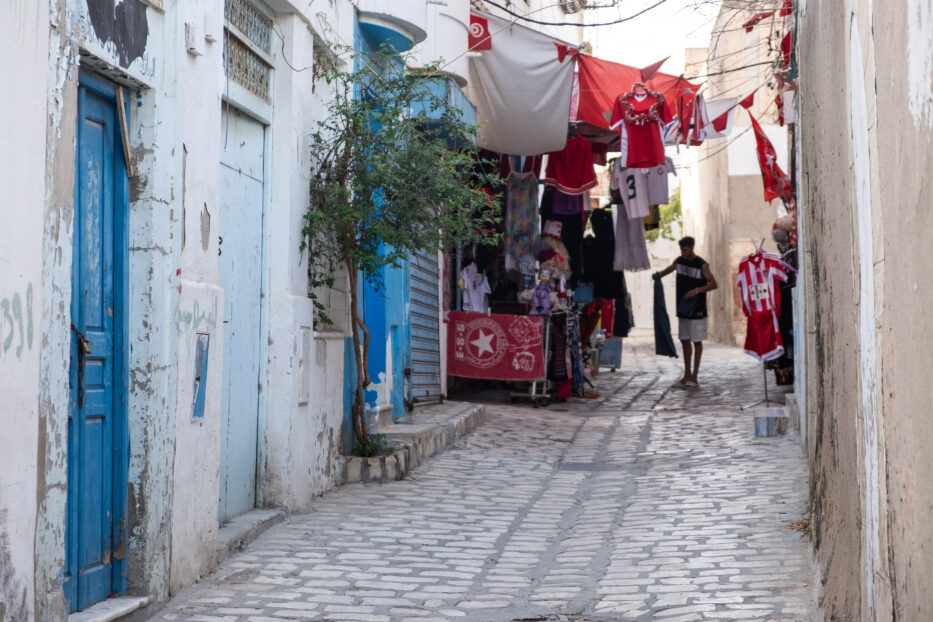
[{"left": 678, "top": 317, "right": 708, "bottom": 342}]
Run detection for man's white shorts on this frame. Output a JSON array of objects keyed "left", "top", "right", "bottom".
[{"left": 678, "top": 317, "right": 708, "bottom": 342}]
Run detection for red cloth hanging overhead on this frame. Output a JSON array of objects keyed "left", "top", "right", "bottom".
[
  {"left": 574, "top": 53, "right": 702, "bottom": 132},
  {"left": 748, "top": 110, "right": 792, "bottom": 203}
]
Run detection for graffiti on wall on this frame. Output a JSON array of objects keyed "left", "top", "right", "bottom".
[
  {"left": 0, "top": 284, "right": 34, "bottom": 360},
  {"left": 177, "top": 296, "right": 218, "bottom": 334}
]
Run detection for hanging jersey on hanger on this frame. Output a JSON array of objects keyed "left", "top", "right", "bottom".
[
  {"left": 461, "top": 263, "right": 491, "bottom": 313},
  {"left": 736, "top": 251, "right": 789, "bottom": 361},
  {"left": 736, "top": 251, "right": 788, "bottom": 316},
  {"left": 609, "top": 159, "right": 650, "bottom": 219},
  {"left": 609, "top": 88, "right": 671, "bottom": 169},
  {"left": 645, "top": 156, "right": 676, "bottom": 205}
]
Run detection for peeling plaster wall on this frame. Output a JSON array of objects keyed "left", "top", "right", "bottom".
[
  {"left": 31, "top": 0, "right": 182, "bottom": 615},
  {"left": 19, "top": 0, "right": 359, "bottom": 614},
  {"left": 0, "top": 2, "right": 49, "bottom": 621},
  {"left": 794, "top": 0, "right": 933, "bottom": 618},
  {"left": 873, "top": 1, "right": 933, "bottom": 616},
  {"left": 798, "top": 1, "right": 866, "bottom": 617},
  {"left": 262, "top": 6, "right": 354, "bottom": 509},
  {"left": 167, "top": 0, "right": 225, "bottom": 594}
]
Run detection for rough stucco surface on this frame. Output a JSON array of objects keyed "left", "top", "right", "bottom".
[
  {"left": 798, "top": 2, "right": 866, "bottom": 618},
  {"left": 0, "top": 1, "right": 52, "bottom": 621},
  {"left": 796, "top": 0, "right": 933, "bottom": 618},
  {"left": 869, "top": 0, "right": 933, "bottom": 619}
]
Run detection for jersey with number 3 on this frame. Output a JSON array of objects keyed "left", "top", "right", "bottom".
[
  {"left": 735, "top": 252, "right": 788, "bottom": 316},
  {"left": 610, "top": 159, "right": 649, "bottom": 219}
]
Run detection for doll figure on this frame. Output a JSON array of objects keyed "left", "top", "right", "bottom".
[{"left": 529, "top": 267, "right": 554, "bottom": 316}]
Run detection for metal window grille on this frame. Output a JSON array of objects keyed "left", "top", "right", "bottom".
[
  {"left": 224, "top": 0, "right": 273, "bottom": 102},
  {"left": 559, "top": 0, "right": 585, "bottom": 13}
]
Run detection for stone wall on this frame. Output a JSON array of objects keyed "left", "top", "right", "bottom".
[{"left": 799, "top": 0, "right": 933, "bottom": 618}]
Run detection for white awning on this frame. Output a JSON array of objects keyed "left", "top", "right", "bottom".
[{"left": 464, "top": 11, "right": 576, "bottom": 156}]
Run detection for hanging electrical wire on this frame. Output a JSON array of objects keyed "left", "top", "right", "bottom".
[{"left": 480, "top": 0, "right": 670, "bottom": 27}]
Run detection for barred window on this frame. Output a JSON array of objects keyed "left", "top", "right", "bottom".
[{"left": 224, "top": 0, "right": 274, "bottom": 102}]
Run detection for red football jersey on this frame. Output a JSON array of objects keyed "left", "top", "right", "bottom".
[
  {"left": 735, "top": 252, "right": 788, "bottom": 316},
  {"left": 610, "top": 93, "right": 671, "bottom": 168}
]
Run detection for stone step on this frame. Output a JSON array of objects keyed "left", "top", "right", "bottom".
[{"left": 338, "top": 402, "right": 485, "bottom": 486}]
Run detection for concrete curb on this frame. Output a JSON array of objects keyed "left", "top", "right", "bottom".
[
  {"left": 337, "top": 403, "right": 486, "bottom": 486},
  {"left": 215, "top": 508, "right": 285, "bottom": 562}
]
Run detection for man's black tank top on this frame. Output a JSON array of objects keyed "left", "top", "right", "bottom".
[{"left": 675, "top": 255, "right": 708, "bottom": 319}]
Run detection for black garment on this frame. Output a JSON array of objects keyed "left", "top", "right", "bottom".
[
  {"left": 675, "top": 255, "right": 708, "bottom": 319},
  {"left": 548, "top": 314, "right": 568, "bottom": 381},
  {"left": 778, "top": 270, "right": 796, "bottom": 359},
  {"left": 653, "top": 278, "right": 678, "bottom": 358},
  {"left": 583, "top": 208, "right": 626, "bottom": 299}
]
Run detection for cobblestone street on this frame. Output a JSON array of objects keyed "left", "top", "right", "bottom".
[{"left": 154, "top": 332, "right": 814, "bottom": 622}]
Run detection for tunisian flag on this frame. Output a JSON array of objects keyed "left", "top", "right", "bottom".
[
  {"left": 748, "top": 110, "right": 792, "bottom": 203},
  {"left": 447, "top": 311, "right": 545, "bottom": 381}
]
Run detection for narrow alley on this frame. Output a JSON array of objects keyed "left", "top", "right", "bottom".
[{"left": 152, "top": 332, "right": 813, "bottom": 622}]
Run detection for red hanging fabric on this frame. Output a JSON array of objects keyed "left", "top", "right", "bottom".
[
  {"left": 742, "top": 11, "right": 774, "bottom": 33},
  {"left": 748, "top": 110, "right": 792, "bottom": 203},
  {"left": 543, "top": 135, "right": 597, "bottom": 195},
  {"left": 574, "top": 53, "right": 702, "bottom": 131}
]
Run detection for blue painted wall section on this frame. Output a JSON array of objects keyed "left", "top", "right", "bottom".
[{"left": 343, "top": 14, "right": 418, "bottom": 446}]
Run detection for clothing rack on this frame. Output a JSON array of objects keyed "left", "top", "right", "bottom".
[
  {"left": 510, "top": 312, "right": 559, "bottom": 408},
  {"left": 741, "top": 362, "right": 780, "bottom": 410}
]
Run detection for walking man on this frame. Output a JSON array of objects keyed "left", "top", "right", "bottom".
[{"left": 654, "top": 236, "right": 718, "bottom": 386}]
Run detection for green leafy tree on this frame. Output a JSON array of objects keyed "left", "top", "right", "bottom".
[
  {"left": 302, "top": 47, "right": 501, "bottom": 448},
  {"left": 646, "top": 188, "right": 683, "bottom": 243}
]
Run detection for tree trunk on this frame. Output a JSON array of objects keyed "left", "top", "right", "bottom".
[{"left": 347, "top": 261, "right": 371, "bottom": 445}]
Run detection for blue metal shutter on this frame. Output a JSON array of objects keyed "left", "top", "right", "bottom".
[{"left": 408, "top": 250, "right": 442, "bottom": 403}]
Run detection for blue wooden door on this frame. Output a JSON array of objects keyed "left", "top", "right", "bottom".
[
  {"left": 218, "top": 106, "right": 264, "bottom": 522},
  {"left": 65, "top": 73, "right": 129, "bottom": 613}
]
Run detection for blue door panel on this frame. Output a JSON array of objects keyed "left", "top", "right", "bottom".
[{"left": 66, "top": 74, "right": 128, "bottom": 614}]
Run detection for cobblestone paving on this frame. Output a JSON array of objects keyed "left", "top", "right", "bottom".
[{"left": 154, "top": 331, "right": 814, "bottom": 622}]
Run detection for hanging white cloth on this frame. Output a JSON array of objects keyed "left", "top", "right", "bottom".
[{"left": 465, "top": 11, "right": 577, "bottom": 156}]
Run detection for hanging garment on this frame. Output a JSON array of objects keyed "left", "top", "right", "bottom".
[
  {"left": 584, "top": 208, "right": 626, "bottom": 299},
  {"left": 569, "top": 309, "right": 585, "bottom": 397},
  {"left": 736, "top": 251, "right": 789, "bottom": 361},
  {"left": 610, "top": 89, "right": 671, "bottom": 168},
  {"left": 645, "top": 156, "right": 676, "bottom": 205},
  {"left": 614, "top": 290, "right": 633, "bottom": 338},
  {"left": 544, "top": 135, "right": 598, "bottom": 195},
  {"left": 461, "top": 263, "right": 491, "bottom": 312},
  {"left": 643, "top": 205, "right": 661, "bottom": 231},
  {"left": 653, "top": 277, "right": 678, "bottom": 358},
  {"left": 552, "top": 189, "right": 584, "bottom": 215},
  {"left": 601, "top": 299, "right": 615, "bottom": 336},
  {"left": 613, "top": 205, "right": 651, "bottom": 271},
  {"left": 541, "top": 187, "right": 585, "bottom": 288},
  {"left": 504, "top": 171, "right": 541, "bottom": 273},
  {"left": 548, "top": 314, "right": 569, "bottom": 381},
  {"left": 610, "top": 160, "right": 650, "bottom": 219}
]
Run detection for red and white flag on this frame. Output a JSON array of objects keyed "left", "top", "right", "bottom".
[
  {"left": 748, "top": 110, "right": 792, "bottom": 203},
  {"left": 742, "top": 11, "right": 774, "bottom": 33},
  {"left": 469, "top": 14, "right": 492, "bottom": 51}
]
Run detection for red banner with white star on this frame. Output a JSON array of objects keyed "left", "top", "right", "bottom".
[{"left": 447, "top": 311, "right": 545, "bottom": 381}]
